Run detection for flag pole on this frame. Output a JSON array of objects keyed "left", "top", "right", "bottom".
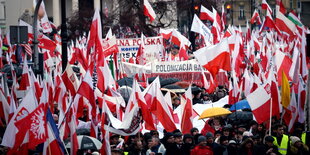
[{"left": 269, "top": 95, "right": 273, "bottom": 135}]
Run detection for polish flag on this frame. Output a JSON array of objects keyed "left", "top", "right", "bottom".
[
  {"left": 260, "top": 10, "right": 281, "bottom": 36},
  {"left": 193, "top": 39, "right": 230, "bottom": 77},
  {"left": 14, "top": 103, "right": 48, "bottom": 149},
  {"left": 128, "top": 79, "right": 155, "bottom": 130},
  {"left": 212, "top": 7, "right": 223, "bottom": 31},
  {"left": 276, "top": 0, "right": 286, "bottom": 14},
  {"left": 250, "top": 9, "right": 262, "bottom": 25},
  {"left": 18, "top": 58, "right": 30, "bottom": 90},
  {"left": 136, "top": 34, "right": 146, "bottom": 65},
  {"left": 143, "top": 0, "right": 156, "bottom": 22},
  {"left": 8, "top": 89, "right": 17, "bottom": 122},
  {"left": 87, "top": 9, "right": 103, "bottom": 53},
  {"left": 262, "top": 0, "right": 273, "bottom": 14},
  {"left": 191, "top": 14, "right": 212, "bottom": 43},
  {"left": 171, "top": 30, "right": 191, "bottom": 48},
  {"left": 54, "top": 75, "right": 67, "bottom": 113},
  {"left": 200, "top": 5, "right": 214, "bottom": 22},
  {"left": 298, "top": 79, "right": 306, "bottom": 123},
  {"left": 267, "top": 68, "right": 281, "bottom": 118},
  {"left": 61, "top": 64, "right": 80, "bottom": 97},
  {"left": 211, "top": 7, "right": 222, "bottom": 43},
  {"left": 159, "top": 28, "right": 173, "bottom": 40},
  {"left": 287, "top": 88, "right": 298, "bottom": 132},
  {"left": 97, "top": 57, "right": 116, "bottom": 93},
  {"left": 1, "top": 89, "right": 38, "bottom": 148},
  {"left": 68, "top": 109, "right": 78, "bottom": 155},
  {"left": 164, "top": 91, "right": 179, "bottom": 123},
  {"left": 275, "top": 9, "right": 297, "bottom": 36},
  {"left": 180, "top": 85, "right": 193, "bottom": 134},
  {"left": 275, "top": 51, "right": 292, "bottom": 84},
  {"left": 77, "top": 70, "right": 96, "bottom": 118},
  {"left": 150, "top": 80, "right": 177, "bottom": 132},
  {"left": 38, "top": 35, "right": 57, "bottom": 52},
  {"left": 247, "top": 83, "right": 271, "bottom": 124},
  {"left": 0, "top": 89, "right": 9, "bottom": 124}
]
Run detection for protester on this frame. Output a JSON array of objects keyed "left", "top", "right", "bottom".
[
  {"left": 272, "top": 124, "right": 290, "bottom": 155},
  {"left": 288, "top": 136, "right": 309, "bottom": 155},
  {"left": 146, "top": 137, "right": 166, "bottom": 155},
  {"left": 190, "top": 135, "right": 213, "bottom": 155},
  {"left": 238, "top": 138, "right": 254, "bottom": 155},
  {"left": 128, "top": 140, "right": 145, "bottom": 155},
  {"left": 190, "top": 127, "right": 199, "bottom": 137},
  {"left": 213, "top": 136, "right": 229, "bottom": 155},
  {"left": 165, "top": 132, "right": 185, "bottom": 155},
  {"left": 263, "top": 136, "right": 281, "bottom": 155}
]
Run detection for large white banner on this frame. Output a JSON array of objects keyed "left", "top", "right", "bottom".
[
  {"left": 151, "top": 60, "right": 205, "bottom": 73},
  {"left": 116, "top": 36, "right": 164, "bottom": 61}
]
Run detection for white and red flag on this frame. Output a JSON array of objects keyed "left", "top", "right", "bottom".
[
  {"left": 87, "top": 8, "right": 103, "bottom": 54},
  {"left": 275, "top": 9, "right": 297, "bottom": 36},
  {"left": 250, "top": 9, "right": 262, "bottom": 25},
  {"left": 77, "top": 70, "right": 96, "bottom": 119},
  {"left": 149, "top": 79, "right": 177, "bottom": 132},
  {"left": 200, "top": 5, "right": 214, "bottom": 22},
  {"left": 191, "top": 14, "right": 212, "bottom": 43},
  {"left": 143, "top": 0, "right": 156, "bottom": 22},
  {"left": 262, "top": 0, "right": 273, "bottom": 14},
  {"left": 61, "top": 64, "right": 80, "bottom": 97},
  {"left": 247, "top": 83, "right": 272, "bottom": 124},
  {"left": 14, "top": 103, "right": 48, "bottom": 149},
  {"left": 18, "top": 57, "right": 30, "bottom": 90},
  {"left": 97, "top": 57, "right": 116, "bottom": 93},
  {"left": 1, "top": 89, "right": 38, "bottom": 148},
  {"left": 180, "top": 85, "right": 193, "bottom": 134},
  {"left": 193, "top": 39, "right": 231, "bottom": 77}
]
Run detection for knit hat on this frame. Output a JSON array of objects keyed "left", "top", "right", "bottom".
[
  {"left": 290, "top": 136, "right": 301, "bottom": 144},
  {"left": 242, "top": 131, "right": 253, "bottom": 137},
  {"left": 205, "top": 132, "right": 214, "bottom": 139},
  {"left": 229, "top": 140, "right": 237, "bottom": 144},
  {"left": 198, "top": 135, "right": 207, "bottom": 143}
]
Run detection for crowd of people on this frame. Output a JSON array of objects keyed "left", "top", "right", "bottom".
[{"left": 105, "top": 119, "right": 310, "bottom": 155}]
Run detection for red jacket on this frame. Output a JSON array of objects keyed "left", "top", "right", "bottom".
[{"left": 190, "top": 145, "right": 213, "bottom": 155}]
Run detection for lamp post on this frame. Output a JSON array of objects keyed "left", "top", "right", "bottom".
[
  {"left": 61, "top": 0, "right": 68, "bottom": 72},
  {"left": 33, "top": 0, "right": 43, "bottom": 74}
]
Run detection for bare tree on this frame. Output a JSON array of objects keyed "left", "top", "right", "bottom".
[{"left": 67, "top": 0, "right": 218, "bottom": 40}]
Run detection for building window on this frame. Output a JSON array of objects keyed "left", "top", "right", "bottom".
[
  {"left": 238, "top": 6, "right": 245, "bottom": 20},
  {"left": 0, "top": 1, "right": 5, "bottom": 20},
  {"left": 290, "top": 0, "right": 293, "bottom": 9}
]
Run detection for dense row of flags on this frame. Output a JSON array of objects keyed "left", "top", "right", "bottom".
[{"left": 0, "top": 0, "right": 309, "bottom": 154}]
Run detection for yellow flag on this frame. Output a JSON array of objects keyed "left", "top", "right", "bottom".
[{"left": 281, "top": 70, "right": 290, "bottom": 108}]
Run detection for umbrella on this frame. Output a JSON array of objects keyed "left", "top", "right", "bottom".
[
  {"left": 160, "top": 78, "right": 180, "bottom": 86},
  {"left": 227, "top": 111, "right": 253, "bottom": 124},
  {"left": 148, "top": 77, "right": 163, "bottom": 84},
  {"left": 117, "top": 77, "right": 133, "bottom": 87},
  {"left": 174, "top": 81, "right": 190, "bottom": 88},
  {"left": 77, "top": 135, "right": 102, "bottom": 150},
  {"left": 199, "top": 107, "right": 232, "bottom": 119},
  {"left": 76, "top": 128, "right": 90, "bottom": 136},
  {"left": 229, "top": 100, "right": 250, "bottom": 111},
  {"left": 163, "top": 84, "right": 183, "bottom": 89}
]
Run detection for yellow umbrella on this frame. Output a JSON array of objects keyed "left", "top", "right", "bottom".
[{"left": 199, "top": 107, "right": 232, "bottom": 119}]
